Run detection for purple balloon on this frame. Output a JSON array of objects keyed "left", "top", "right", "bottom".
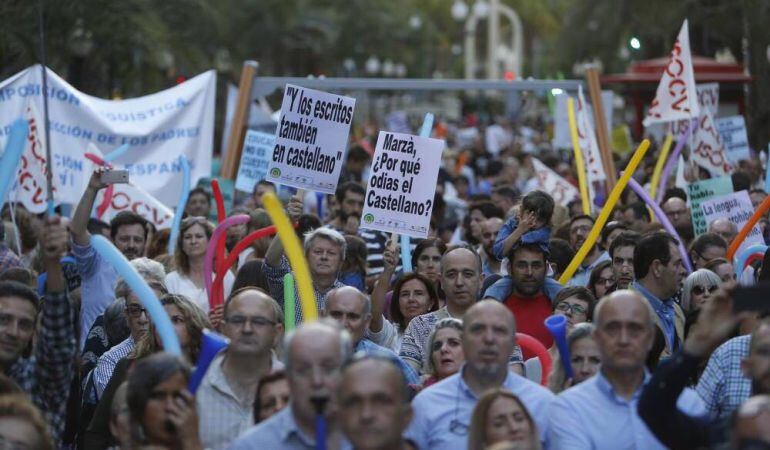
[
  {"left": 628, "top": 177, "right": 693, "bottom": 273},
  {"left": 656, "top": 119, "right": 696, "bottom": 205}
]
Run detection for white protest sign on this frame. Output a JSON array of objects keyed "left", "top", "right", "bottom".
[
  {"left": 235, "top": 130, "right": 274, "bottom": 193},
  {"left": 95, "top": 182, "right": 175, "bottom": 229},
  {"left": 692, "top": 109, "right": 733, "bottom": 176},
  {"left": 0, "top": 65, "right": 215, "bottom": 207},
  {"left": 670, "top": 83, "right": 720, "bottom": 136},
  {"left": 715, "top": 115, "right": 751, "bottom": 163},
  {"left": 360, "top": 131, "right": 443, "bottom": 239},
  {"left": 531, "top": 157, "right": 579, "bottom": 207},
  {"left": 643, "top": 20, "right": 699, "bottom": 126},
  {"left": 701, "top": 190, "right": 763, "bottom": 259},
  {"left": 266, "top": 84, "right": 355, "bottom": 194},
  {"left": 577, "top": 87, "right": 606, "bottom": 182},
  {"left": 11, "top": 100, "right": 62, "bottom": 213}
]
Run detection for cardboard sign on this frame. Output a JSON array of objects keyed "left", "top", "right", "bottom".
[
  {"left": 0, "top": 65, "right": 216, "bottom": 207},
  {"left": 360, "top": 131, "right": 444, "bottom": 238},
  {"left": 531, "top": 157, "right": 579, "bottom": 207},
  {"left": 691, "top": 110, "right": 733, "bottom": 176},
  {"left": 688, "top": 176, "right": 733, "bottom": 235},
  {"left": 235, "top": 130, "right": 274, "bottom": 193},
  {"left": 701, "top": 190, "right": 763, "bottom": 259},
  {"left": 266, "top": 84, "right": 355, "bottom": 194},
  {"left": 643, "top": 20, "right": 699, "bottom": 126},
  {"left": 715, "top": 115, "right": 751, "bottom": 163}
]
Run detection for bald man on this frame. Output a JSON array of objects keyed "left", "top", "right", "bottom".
[
  {"left": 324, "top": 286, "right": 419, "bottom": 386},
  {"left": 549, "top": 290, "right": 705, "bottom": 449},
  {"left": 338, "top": 357, "right": 413, "bottom": 450},
  {"left": 406, "top": 300, "right": 554, "bottom": 450},
  {"left": 709, "top": 218, "right": 738, "bottom": 244}
]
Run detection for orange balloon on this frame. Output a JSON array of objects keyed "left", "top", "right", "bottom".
[{"left": 728, "top": 195, "right": 770, "bottom": 260}]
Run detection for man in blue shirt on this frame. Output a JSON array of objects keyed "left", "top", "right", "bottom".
[
  {"left": 548, "top": 289, "right": 705, "bottom": 449},
  {"left": 71, "top": 169, "right": 150, "bottom": 349},
  {"left": 406, "top": 300, "right": 554, "bottom": 450},
  {"left": 323, "top": 286, "right": 419, "bottom": 386},
  {"left": 630, "top": 232, "right": 687, "bottom": 359}
]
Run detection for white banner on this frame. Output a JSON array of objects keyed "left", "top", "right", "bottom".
[
  {"left": 577, "top": 86, "right": 606, "bottom": 182},
  {"left": 235, "top": 130, "right": 274, "bottom": 193},
  {"left": 266, "top": 84, "right": 355, "bottom": 194},
  {"left": 0, "top": 65, "right": 215, "bottom": 207},
  {"left": 670, "top": 83, "right": 720, "bottom": 136},
  {"left": 692, "top": 109, "right": 733, "bottom": 177},
  {"left": 361, "top": 131, "right": 443, "bottom": 239},
  {"left": 701, "top": 190, "right": 763, "bottom": 259},
  {"left": 643, "top": 20, "right": 699, "bottom": 126},
  {"left": 715, "top": 115, "right": 751, "bottom": 163},
  {"left": 531, "top": 157, "right": 579, "bottom": 207}
]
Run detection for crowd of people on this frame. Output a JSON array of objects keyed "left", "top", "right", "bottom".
[{"left": 1, "top": 116, "right": 770, "bottom": 450}]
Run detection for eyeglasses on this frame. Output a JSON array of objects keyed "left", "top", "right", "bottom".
[
  {"left": 224, "top": 315, "right": 276, "bottom": 328},
  {"left": 692, "top": 285, "right": 718, "bottom": 296},
  {"left": 125, "top": 304, "right": 148, "bottom": 318},
  {"left": 556, "top": 302, "right": 588, "bottom": 316}
]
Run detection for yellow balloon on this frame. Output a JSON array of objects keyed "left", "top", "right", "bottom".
[
  {"left": 649, "top": 133, "right": 673, "bottom": 201},
  {"left": 262, "top": 192, "right": 318, "bottom": 322},
  {"left": 559, "top": 139, "right": 651, "bottom": 285},
  {"left": 567, "top": 97, "right": 591, "bottom": 215}
]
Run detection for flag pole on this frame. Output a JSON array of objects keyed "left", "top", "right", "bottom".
[{"left": 38, "top": 0, "right": 55, "bottom": 217}]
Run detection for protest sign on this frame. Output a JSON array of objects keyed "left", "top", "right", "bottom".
[
  {"left": 577, "top": 86, "right": 606, "bottom": 183},
  {"left": 360, "top": 131, "right": 443, "bottom": 239},
  {"left": 643, "top": 20, "right": 699, "bottom": 127},
  {"left": 235, "top": 130, "right": 274, "bottom": 193},
  {"left": 701, "top": 190, "right": 763, "bottom": 259},
  {"left": 553, "top": 91, "right": 613, "bottom": 150},
  {"left": 531, "top": 157, "right": 579, "bottom": 207},
  {"left": 266, "top": 84, "right": 355, "bottom": 194},
  {"left": 95, "top": 182, "right": 175, "bottom": 229},
  {"left": 715, "top": 115, "right": 751, "bottom": 163},
  {"left": 669, "top": 83, "right": 720, "bottom": 136},
  {"left": 688, "top": 176, "right": 733, "bottom": 235},
  {"left": 691, "top": 110, "right": 733, "bottom": 176},
  {"left": 0, "top": 65, "right": 215, "bottom": 207}
]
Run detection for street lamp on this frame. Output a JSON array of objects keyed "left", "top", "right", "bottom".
[
  {"left": 365, "top": 56, "right": 381, "bottom": 75},
  {"left": 629, "top": 37, "right": 641, "bottom": 50},
  {"left": 473, "top": 0, "right": 490, "bottom": 18},
  {"left": 451, "top": 0, "right": 469, "bottom": 21}
]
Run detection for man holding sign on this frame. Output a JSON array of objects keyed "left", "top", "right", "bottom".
[{"left": 359, "top": 131, "right": 444, "bottom": 239}]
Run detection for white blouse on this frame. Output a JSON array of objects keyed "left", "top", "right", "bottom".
[{"left": 164, "top": 270, "right": 235, "bottom": 312}]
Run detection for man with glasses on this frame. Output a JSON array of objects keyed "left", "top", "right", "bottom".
[
  {"left": 631, "top": 232, "right": 688, "bottom": 359},
  {"left": 549, "top": 290, "right": 704, "bottom": 449},
  {"left": 407, "top": 300, "right": 554, "bottom": 450},
  {"left": 198, "top": 287, "right": 284, "bottom": 450},
  {"left": 662, "top": 197, "right": 694, "bottom": 245},
  {"left": 71, "top": 168, "right": 151, "bottom": 349},
  {"left": 708, "top": 218, "right": 739, "bottom": 245},
  {"left": 228, "top": 320, "right": 353, "bottom": 450},
  {"left": 567, "top": 215, "right": 610, "bottom": 287}
]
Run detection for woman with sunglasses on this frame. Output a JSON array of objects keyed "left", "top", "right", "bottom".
[
  {"left": 165, "top": 216, "right": 235, "bottom": 312},
  {"left": 681, "top": 269, "right": 722, "bottom": 312}
]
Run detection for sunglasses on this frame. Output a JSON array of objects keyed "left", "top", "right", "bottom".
[{"left": 692, "top": 285, "right": 718, "bottom": 296}]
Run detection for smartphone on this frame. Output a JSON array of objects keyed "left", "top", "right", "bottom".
[
  {"left": 733, "top": 284, "right": 770, "bottom": 313},
  {"left": 100, "top": 169, "right": 129, "bottom": 185}
]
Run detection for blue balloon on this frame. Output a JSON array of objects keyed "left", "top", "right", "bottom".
[
  {"left": 103, "top": 143, "right": 130, "bottom": 163},
  {"left": 544, "top": 314, "right": 574, "bottom": 380},
  {"left": 91, "top": 235, "right": 182, "bottom": 356},
  {"left": 734, "top": 244, "right": 768, "bottom": 279},
  {"left": 167, "top": 156, "right": 191, "bottom": 255},
  {"left": 188, "top": 329, "right": 229, "bottom": 394},
  {"left": 0, "top": 119, "right": 29, "bottom": 206}
]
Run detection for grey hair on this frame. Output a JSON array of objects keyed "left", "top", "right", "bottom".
[
  {"left": 567, "top": 322, "right": 595, "bottom": 348},
  {"left": 681, "top": 269, "right": 722, "bottom": 311},
  {"left": 283, "top": 318, "right": 354, "bottom": 373},
  {"left": 303, "top": 227, "right": 346, "bottom": 261},
  {"left": 115, "top": 258, "right": 168, "bottom": 299},
  {"left": 423, "top": 317, "right": 464, "bottom": 375}
]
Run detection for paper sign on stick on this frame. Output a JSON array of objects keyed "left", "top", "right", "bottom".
[
  {"left": 715, "top": 116, "right": 751, "bottom": 164},
  {"left": 691, "top": 110, "right": 733, "bottom": 177},
  {"left": 688, "top": 176, "right": 733, "bottom": 235},
  {"left": 531, "top": 157, "right": 579, "bottom": 207},
  {"left": 96, "top": 182, "right": 174, "bottom": 229},
  {"left": 266, "top": 84, "right": 355, "bottom": 194},
  {"left": 643, "top": 20, "right": 699, "bottom": 127},
  {"left": 235, "top": 130, "right": 274, "bottom": 193},
  {"left": 577, "top": 86, "right": 606, "bottom": 183},
  {"left": 360, "top": 131, "right": 444, "bottom": 239},
  {"left": 701, "top": 190, "right": 763, "bottom": 259},
  {"left": 670, "top": 83, "right": 720, "bottom": 136}
]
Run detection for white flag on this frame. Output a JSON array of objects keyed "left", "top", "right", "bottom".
[
  {"left": 691, "top": 109, "right": 733, "bottom": 177},
  {"left": 531, "top": 157, "right": 579, "bottom": 207},
  {"left": 643, "top": 20, "right": 699, "bottom": 127},
  {"left": 576, "top": 87, "right": 606, "bottom": 183},
  {"left": 12, "top": 101, "right": 62, "bottom": 213}
]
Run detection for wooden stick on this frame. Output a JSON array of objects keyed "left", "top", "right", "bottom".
[
  {"left": 220, "top": 60, "right": 259, "bottom": 179},
  {"left": 585, "top": 67, "right": 617, "bottom": 192}
]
